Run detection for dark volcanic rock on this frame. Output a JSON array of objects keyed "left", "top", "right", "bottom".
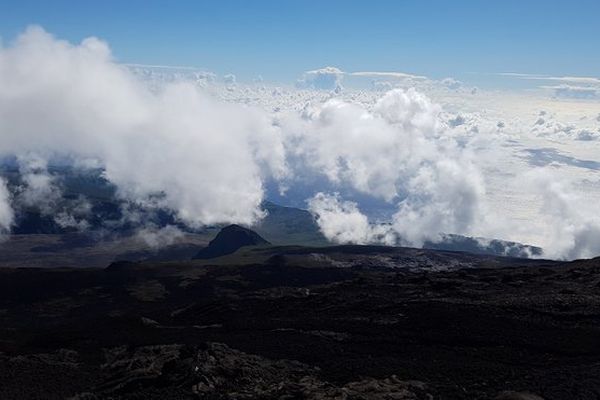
[
  {"left": 2, "top": 246, "right": 600, "bottom": 399},
  {"left": 193, "top": 224, "right": 270, "bottom": 259},
  {"left": 0, "top": 349, "right": 96, "bottom": 400},
  {"left": 424, "top": 233, "right": 543, "bottom": 258},
  {"left": 71, "top": 342, "right": 432, "bottom": 399},
  {"left": 495, "top": 392, "right": 545, "bottom": 400}
]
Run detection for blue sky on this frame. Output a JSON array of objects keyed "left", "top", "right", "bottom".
[{"left": 1, "top": 0, "right": 599, "bottom": 84}]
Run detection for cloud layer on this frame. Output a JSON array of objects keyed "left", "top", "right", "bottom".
[{"left": 1, "top": 27, "right": 600, "bottom": 260}]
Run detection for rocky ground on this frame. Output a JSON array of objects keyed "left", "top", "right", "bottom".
[{"left": 0, "top": 246, "right": 599, "bottom": 399}]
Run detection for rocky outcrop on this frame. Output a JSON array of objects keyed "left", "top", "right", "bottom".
[
  {"left": 72, "top": 342, "right": 432, "bottom": 399},
  {"left": 193, "top": 224, "right": 270, "bottom": 259}
]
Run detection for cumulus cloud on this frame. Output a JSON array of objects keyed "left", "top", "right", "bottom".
[
  {"left": 526, "top": 169, "right": 600, "bottom": 259},
  {"left": 309, "top": 157, "right": 488, "bottom": 249},
  {"left": 284, "top": 85, "right": 600, "bottom": 259},
  {"left": 284, "top": 88, "right": 490, "bottom": 248},
  {"left": 389, "top": 158, "right": 486, "bottom": 246},
  {"left": 0, "top": 26, "right": 287, "bottom": 227},
  {"left": 15, "top": 154, "right": 62, "bottom": 213},
  {"left": 308, "top": 193, "right": 396, "bottom": 245},
  {"left": 281, "top": 89, "right": 442, "bottom": 202},
  {"left": 296, "top": 66, "right": 344, "bottom": 90},
  {"left": 532, "top": 117, "right": 600, "bottom": 141},
  {"left": 9, "top": 154, "right": 90, "bottom": 231}
]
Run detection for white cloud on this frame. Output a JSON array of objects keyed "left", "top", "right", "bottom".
[
  {"left": 540, "top": 76, "right": 600, "bottom": 85},
  {"left": 308, "top": 164, "right": 600, "bottom": 260},
  {"left": 296, "top": 67, "right": 428, "bottom": 92},
  {"left": 126, "top": 64, "right": 217, "bottom": 88},
  {"left": 542, "top": 85, "right": 598, "bottom": 99},
  {"left": 526, "top": 169, "right": 600, "bottom": 260},
  {"left": 532, "top": 117, "right": 600, "bottom": 141},
  {"left": 284, "top": 88, "right": 490, "bottom": 248},
  {"left": 0, "top": 26, "right": 287, "bottom": 228},
  {"left": 349, "top": 71, "right": 427, "bottom": 80},
  {"left": 280, "top": 89, "right": 443, "bottom": 202},
  {"left": 11, "top": 154, "right": 93, "bottom": 230},
  {"left": 0, "top": 178, "right": 13, "bottom": 234},
  {"left": 296, "top": 66, "right": 344, "bottom": 90},
  {"left": 223, "top": 73, "right": 236, "bottom": 84},
  {"left": 575, "top": 129, "right": 600, "bottom": 141},
  {"left": 390, "top": 158, "right": 486, "bottom": 247},
  {"left": 308, "top": 193, "right": 396, "bottom": 245},
  {"left": 124, "top": 63, "right": 202, "bottom": 71},
  {"left": 499, "top": 72, "right": 600, "bottom": 86},
  {"left": 15, "top": 154, "right": 62, "bottom": 215},
  {"left": 2, "top": 27, "right": 600, "bottom": 260},
  {"left": 280, "top": 85, "right": 600, "bottom": 259},
  {"left": 499, "top": 73, "right": 600, "bottom": 99},
  {"left": 440, "top": 77, "right": 462, "bottom": 90}
]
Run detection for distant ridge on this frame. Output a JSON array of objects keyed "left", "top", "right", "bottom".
[{"left": 193, "top": 224, "right": 270, "bottom": 259}]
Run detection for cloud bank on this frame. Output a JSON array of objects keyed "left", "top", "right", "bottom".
[{"left": 1, "top": 27, "right": 600, "bottom": 260}]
